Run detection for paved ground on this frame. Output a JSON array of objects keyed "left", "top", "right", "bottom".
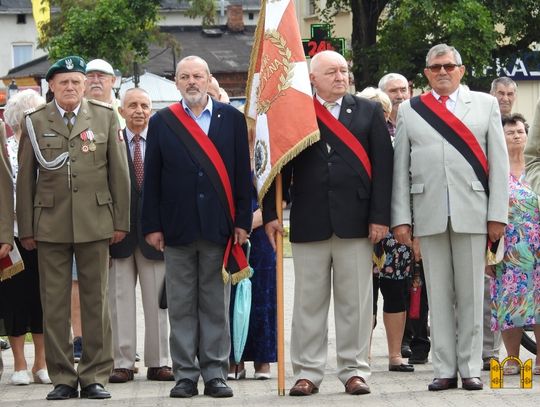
[{"left": 0, "top": 255, "right": 538, "bottom": 406}]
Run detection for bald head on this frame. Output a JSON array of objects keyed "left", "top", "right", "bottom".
[
  {"left": 310, "top": 51, "right": 349, "bottom": 102},
  {"left": 208, "top": 77, "right": 221, "bottom": 100}
]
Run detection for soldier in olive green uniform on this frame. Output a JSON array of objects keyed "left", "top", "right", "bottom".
[
  {"left": 0, "top": 119, "right": 13, "bottom": 381},
  {"left": 16, "top": 56, "right": 130, "bottom": 400},
  {"left": 0, "top": 119, "right": 13, "bottom": 260}
]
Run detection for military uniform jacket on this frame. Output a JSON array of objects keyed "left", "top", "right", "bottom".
[
  {"left": 17, "top": 99, "right": 130, "bottom": 243},
  {"left": 0, "top": 121, "right": 14, "bottom": 245}
]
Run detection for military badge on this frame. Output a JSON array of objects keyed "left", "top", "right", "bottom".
[
  {"left": 117, "top": 129, "right": 125, "bottom": 143},
  {"left": 254, "top": 139, "right": 268, "bottom": 179}
]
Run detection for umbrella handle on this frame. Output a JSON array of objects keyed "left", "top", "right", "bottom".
[{"left": 245, "top": 240, "right": 251, "bottom": 263}]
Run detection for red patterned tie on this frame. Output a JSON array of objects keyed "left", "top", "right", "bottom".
[
  {"left": 133, "top": 134, "right": 144, "bottom": 190},
  {"left": 439, "top": 95, "right": 449, "bottom": 110}
]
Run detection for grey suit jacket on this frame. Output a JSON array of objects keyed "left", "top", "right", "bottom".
[{"left": 391, "top": 85, "right": 509, "bottom": 236}]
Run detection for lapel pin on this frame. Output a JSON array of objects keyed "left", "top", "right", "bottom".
[
  {"left": 346, "top": 108, "right": 352, "bottom": 114},
  {"left": 217, "top": 113, "right": 221, "bottom": 118}
]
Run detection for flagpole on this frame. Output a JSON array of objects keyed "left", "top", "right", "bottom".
[{"left": 275, "top": 173, "right": 285, "bottom": 396}]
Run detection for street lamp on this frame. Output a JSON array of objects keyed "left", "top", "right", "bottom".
[
  {"left": 113, "top": 69, "right": 122, "bottom": 99},
  {"left": 7, "top": 79, "right": 18, "bottom": 100}
]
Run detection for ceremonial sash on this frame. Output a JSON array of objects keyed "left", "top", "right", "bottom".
[
  {"left": 313, "top": 97, "right": 372, "bottom": 180},
  {"left": 158, "top": 103, "right": 250, "bottom": 284},
  {"left": 410, "top": 93, "right": 489, "bottom": 193},
  {"left": 0, "top": 244, "right": 24, "bottom": 281}
]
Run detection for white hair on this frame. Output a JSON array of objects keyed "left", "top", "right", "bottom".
[{"left": 4, "top": 89, "right": 46, "bottom": 132}]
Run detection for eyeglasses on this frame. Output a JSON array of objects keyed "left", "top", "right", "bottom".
[{"left": 426, "top": 64, "right": 461, "bottom": 73}]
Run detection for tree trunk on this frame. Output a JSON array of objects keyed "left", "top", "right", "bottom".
[{"left": 350, "top": 0, "right": 390, "bottom": 90}]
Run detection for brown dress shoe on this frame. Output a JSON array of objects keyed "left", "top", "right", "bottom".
[
  {"left": 345, "top": 376, "right": 371, "bottom": 395},
  {"left": 109, "top": 368, "right": 134, "bottom": 383},
  {"left": 461, "top": 377, "right": 483, "bottom": 390},
  {"left": 428, "top": 377, "right": 458, "bottom": 391},
  {"left": 289, "top": 379, "right": 319, "bottom": 396},
  {"left": 147, "top": 366, "right": 175, "bottom": 381}
]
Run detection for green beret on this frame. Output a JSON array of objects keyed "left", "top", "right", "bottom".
[{"left": 45, "top": 56, "right": 87, "bottom": 81}]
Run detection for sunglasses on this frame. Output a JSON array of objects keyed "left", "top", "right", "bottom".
[{"left": 426, "top": 64, "right": 461, "bottom": 73}]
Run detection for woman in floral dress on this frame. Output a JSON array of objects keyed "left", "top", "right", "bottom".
[{"left": 489, "top": 114, "right": 540, "bottom": 374}]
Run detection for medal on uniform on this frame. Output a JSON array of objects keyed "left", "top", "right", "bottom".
[
  {"left": 80, "top": 129, "right": 96, "bottom": 153},
  {"left": 87, "top": 129, "right": 96, "bottom": 152},
  {"left": 80, "top": 130, "right": 89, "bottom": 153}
]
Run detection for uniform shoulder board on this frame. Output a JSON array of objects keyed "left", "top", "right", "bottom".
[
  {"left": 88, "top": 99, "right": 113, "bottom": 110},
  {"left": 24, "top": 103, "right": 46, "bottom": 116}
]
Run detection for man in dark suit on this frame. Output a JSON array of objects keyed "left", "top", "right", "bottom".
[
  {"left": 108, "top": 88, "right": 172, "bottom": 384},
  {"left": 264, "top": 50, "right": 393, "bottom": 396},
  {"left": 142, "top": 56, "right": 251, "bottom": 399}
]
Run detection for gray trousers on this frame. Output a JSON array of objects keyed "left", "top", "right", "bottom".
[
  {"left": 109, "top": 246, "right": 170, "bottom": 369},
  {"left": 420, "top": 228, "right": 485, "bottom": 379},
  {"left": 165, "top": 240, "right": 230, "bottom": 383},
  {"left": 290, "top": 235, "right": 373, "bottom": 386}
]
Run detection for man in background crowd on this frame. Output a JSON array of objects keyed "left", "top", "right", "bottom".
[{"left": 108, "top": 88, "right": 173, "bottom": 384}]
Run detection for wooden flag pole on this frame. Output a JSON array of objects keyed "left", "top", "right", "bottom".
[{"left": 275, "top": 173, "right": 285, "bottom": 395}]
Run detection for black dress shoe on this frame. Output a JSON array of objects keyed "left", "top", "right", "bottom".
[
  {"left": 80, "top": 383, "right": 111, "bottom": 399},
  {"left": 170, "top": 379, "right": 198, "bottom": 398},
  {"left": 46, "top": 384, "right": 78, "bottom": 400},
  {"left": 401, "top": 345, "right": 412, "bottom": 358},
  {"left": 408, "top": 354, "right": 429, "bottom": 364},
  {"left": 428, "top": 377, "right": 458, "bottom": 391},
  {"left": 389, "top": 363, "right": 414, "bottom": 372},
  {"left": 204, "top": 378, "right": 233, "bottom": 398},
  {"left": 462, "top": 377, "right": 483, "bottom": 390}
]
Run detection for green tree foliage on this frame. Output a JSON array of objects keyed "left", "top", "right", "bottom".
[
  {"left": 321, "top": 0, "right": 540, "bottom": 91},
  {"left": 185, "top": 0, "right": 217, "bottom": 27},
  {"left": 39, "top": 0, "right": 163, "bottom": 73}
]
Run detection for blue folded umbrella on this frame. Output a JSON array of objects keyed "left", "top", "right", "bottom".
[{"left": 232, "top": 241, "right": 254, "bottom": 365}]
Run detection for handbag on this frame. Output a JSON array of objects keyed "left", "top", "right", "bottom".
[
  {"left": 409, "top": 261, "right": 423, "bottom": 319},
  {"left": 0, "top": 243, "right": 25, "bottom": 281},
  {"left": 486, "top": 237, "right": 504, "bottom": 265}
]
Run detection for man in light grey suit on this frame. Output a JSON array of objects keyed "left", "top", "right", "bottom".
[{"left": 392, "top": 44, "right": 509, "bottom": 391}]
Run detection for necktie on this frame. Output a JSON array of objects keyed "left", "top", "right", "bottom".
[
  {"left": 323, "top": 102, "right": 337, "bottom": 153},
  {"left": 439, "top": 95, "right": 449, "bottom": 110},
  {"left": 324, "top": 101, "right": 337, "bottom": 111},
  {"left": 64, "top": 112, "right": 75, "bottom": 132},
  {"left": 133, "top": 134, "right": 144, "bottom": 190}
]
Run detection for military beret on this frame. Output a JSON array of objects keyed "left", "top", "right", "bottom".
[
  {"left": 45, "top": 56, "right": 87, "bottom": 81},
  {"left": 86, "top": 59, "right": 114, "bottom": 76}
]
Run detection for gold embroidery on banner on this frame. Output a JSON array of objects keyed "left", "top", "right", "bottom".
[{"left": 256, "top": 29, "right": 294, "bottom": 115}]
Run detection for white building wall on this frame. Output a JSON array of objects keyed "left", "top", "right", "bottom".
[{"left": 0, "top": 13, "right": 46, "bottom": 77}]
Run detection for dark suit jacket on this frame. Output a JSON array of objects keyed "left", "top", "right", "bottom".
[
  {"left": 263, "top": 93, "right": 393, "bottom": 242},
  {"left": 110, "top": 129, "right": 163, "bottom": 260},
  {"left": 141, "top": 100, "right": 252, "bottom": 246}
]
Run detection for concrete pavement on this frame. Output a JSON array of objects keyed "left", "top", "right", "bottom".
[{"left": 0, "top": 256, "right": 538, "bottom": 406}]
